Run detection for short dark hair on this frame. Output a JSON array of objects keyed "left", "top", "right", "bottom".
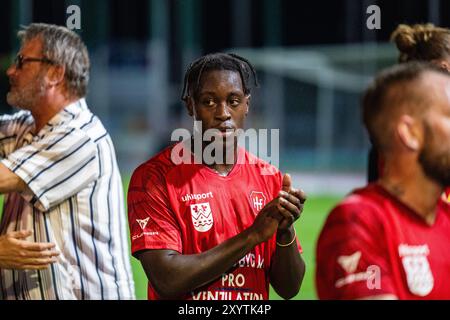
[
  {"left": 362, "top": 61, "right": 449, "bottom": 151},
  {"left": 181, "top": 52, "right": 259, "bottom": 101}
]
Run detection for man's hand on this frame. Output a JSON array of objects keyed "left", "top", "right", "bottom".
[
  {"left": 248, "top": 197, "right": 282, "bottom": 244},
  {"left": 268, "top": 174, "right": 306, "bottom": 299},
  {"left": 248, "top": 174, "right": 307, "bottom": 244},
  {"left": 0, "top": 230, "right": 60, "bottom": 270},
  {"left": 277, "top": 174, "right": 306, "bottom": 231}
]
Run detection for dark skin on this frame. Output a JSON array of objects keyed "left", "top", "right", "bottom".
[{"left": 137, "top": 70, "right": 306, "bottom": 299}]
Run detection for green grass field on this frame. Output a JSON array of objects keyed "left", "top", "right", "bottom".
[
  {"left": 270, "top": 196, "right": 338, "bottom": 300},
  {"left": 0, "top": 188, "right": 339, "bottom": 300}
]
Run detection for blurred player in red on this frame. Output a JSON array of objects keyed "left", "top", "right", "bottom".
[
  {"left": 368, "top": 23, "right": 450, "bottom": 201},
  {"left": 316, "top": 62, "right": 450, "bottom": 299},
  {"left": 128, "top": 53, "right": 306, "bottom": 300}
]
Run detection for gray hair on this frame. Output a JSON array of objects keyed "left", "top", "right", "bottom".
[{"left": 18, "top": 23, "right": 90, "bottom": 98}]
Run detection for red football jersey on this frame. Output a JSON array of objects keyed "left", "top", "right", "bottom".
[
  {"left": 316, "top": 184, "right": 450, "bottom": 300},
  {"left": 128, "top": 143, "right": 300, "bottom": 300}
]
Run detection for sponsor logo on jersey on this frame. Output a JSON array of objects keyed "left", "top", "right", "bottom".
[
  {"left": 132, "top": 231, "right": 159, "bottom": 241},
  {"left": 182, "top": 191, "right": 214, "bottom": 202},
  {"left": 250, "top": 191, "right": 266, "bottom": 212},
  {"left": 399, "top": 244, "right": 434, "bottom": 297},
  {"left": 136, "top": 217, "right": 150, "bottom": 230},
  {"left": 337, "top": 251, "right": 361, "bottom": 274},
  {"left": 191, "top": 202, "right": 214, "bottom": 232}
]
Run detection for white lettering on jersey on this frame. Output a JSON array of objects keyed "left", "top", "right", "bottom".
[{"left": 182, "top": 192, "right": 214, "bottom": 202}]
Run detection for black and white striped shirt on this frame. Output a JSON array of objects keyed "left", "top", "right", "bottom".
[{"left": 0, "top": 99, "right": 135, "bottom": 300}]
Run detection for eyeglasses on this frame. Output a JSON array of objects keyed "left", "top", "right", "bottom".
[{"left": 14, "top": 54, "right": 55, "bottom": 69}]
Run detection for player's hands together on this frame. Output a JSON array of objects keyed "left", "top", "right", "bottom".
[
  {"left": 0, "top": 230, "right": 60, "bottom": 270},
  {"left": 276, "top": 174, "right": 306, "bottom": 231},
  {"left": 249, "top": 174, "right": 306, "bottom": 244},
  {"left": 249, "top": 197, "right": 282, "bottom": 244}
]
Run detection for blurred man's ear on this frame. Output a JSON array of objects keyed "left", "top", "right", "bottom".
[
  {"left": 46, "top": 65, "right": 65, "bottom": 87},
  {"left": 434, "top": 59, "right": 450, "bottom": 73},
  {"left": 245, "top": 94, "right": 251, "bottom": 116},
  {"left": 184, "top": 96, "right": 194, "bottom": 117},
  {"left": 397, "top": 114, "right": 422, "bottom": 151},
  {"left": 47, "top": 66, "right": 66, "bottom": 85}
]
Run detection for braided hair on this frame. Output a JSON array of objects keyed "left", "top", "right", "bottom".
[{"left": 181, "top": 53, "right": 259, "bottom": 101}]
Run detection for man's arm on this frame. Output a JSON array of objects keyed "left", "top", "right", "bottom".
[
  {"left": 270, "top": 226, "right": 306, "bottom": 299},
  {"left": 269, "top": 174, "right": 307, "bottom": 299},
  {"left": 1, "top": 127, "right": 98, "bottom": 210},
  {"left": 0, "top": 162, "right": 26, "bottom": 194},
  {"left": 137, "top": 196, "right": 285, "bottom": 299},
  {"left": 0, "top": 230, "right": 60, "bottom": 270}
]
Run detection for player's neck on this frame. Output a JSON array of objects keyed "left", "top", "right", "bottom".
[
  {"left": 190, "top": 139, "right": 239, "bottom": 176},
  {"left": 379, "top": 167, "right": 443, "bottom": 226},
  {"left": 208, "top": 164, "right": 233, "bottom": 176},
  {"left": 208, "top": 149, "right": 238, "bottom": 176}
]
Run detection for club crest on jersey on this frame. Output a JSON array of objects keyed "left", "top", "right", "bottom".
[
  {"left": 190, "top": 202, "right": 213, "bottom": 232},
  {"left": 399, "top": 244, "right": 434, "bottom": 297},
  {"left": 250, "top": 191, "right": 266, "bottom": 212},
  {"left": 136, "top": 217, "right": 150, "bottom": 230}
]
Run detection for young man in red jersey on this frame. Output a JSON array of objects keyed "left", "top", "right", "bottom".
[
  {"left": 316, "top": 62, "right": 450, "bottom": 300},
  {"left": 128, "top": 53, "right": 306, "bottom": 300}
]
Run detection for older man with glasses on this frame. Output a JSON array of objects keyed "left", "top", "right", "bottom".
[{"left": 0, "top": 23, "right": 135, "bottom": 300}]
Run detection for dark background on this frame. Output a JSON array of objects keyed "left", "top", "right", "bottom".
[{"left": 0, "top": 0, "right": 447, "bottom": 175}]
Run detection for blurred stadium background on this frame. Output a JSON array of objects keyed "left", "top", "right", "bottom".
[{"left": 0, "top": 0, "right": 448, "bottom": 299}]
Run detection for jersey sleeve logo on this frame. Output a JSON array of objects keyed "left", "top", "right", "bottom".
[
  {"left": 399, "top": 244, "right": 434, "bottom": 297},
  {"left": 250, "top": 191, "right": 266, "bottom": 212},
  {"left": 337, "top": 251, "right": 361, "bottom": 274},
  {"left": 190, "top": 202, "right": 213, "bottom": 232},
  {"left": 136, "top": 218, "right": 150, "bottom": 230},
  {"left": 334, "top": 251, "right": 382, "bottom": 289}
]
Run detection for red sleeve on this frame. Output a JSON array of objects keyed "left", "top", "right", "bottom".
[
  {"left": 127, "top": 163, "right": 182, "bottom": 255},
  {"left": 315, "top": 199, "right": 396, "bottom": 299}
]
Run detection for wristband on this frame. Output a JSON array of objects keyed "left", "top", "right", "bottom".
[{"left": 276, "top": 228, "right": 297, "bottom": 247}]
